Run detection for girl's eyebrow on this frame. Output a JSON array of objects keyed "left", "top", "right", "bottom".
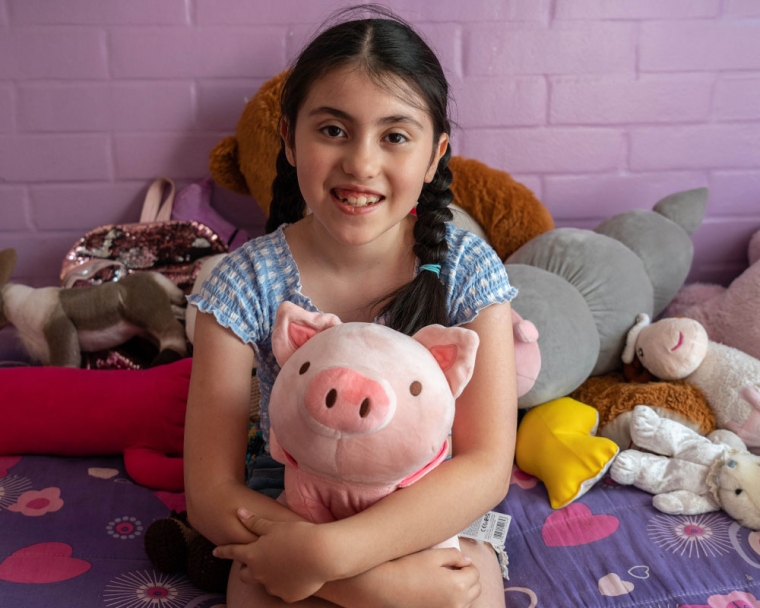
[{"left": 309, "top": 106, "right": 424, "bottom": 130}]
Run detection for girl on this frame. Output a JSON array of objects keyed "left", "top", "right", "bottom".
[{"left": 185, "top": 6, "right": 518, "bottom": 607}]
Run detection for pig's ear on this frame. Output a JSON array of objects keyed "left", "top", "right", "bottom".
[
  {"left": 412, "top": 325, "right": 480, "bottom": 399},
  {"left": 272, "top": 301, "right": 342, "bottom": 366}
]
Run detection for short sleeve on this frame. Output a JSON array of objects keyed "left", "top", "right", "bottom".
[
  {"left": 443, "top": 225, "right": 518, "bottom": 327},
  {"left": 187, "top": 240, "right": 281, "bottom": 347}
]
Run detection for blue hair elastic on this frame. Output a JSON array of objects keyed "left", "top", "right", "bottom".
[{"left": 419, "top": 263, "right": 441, "bottom": 277}]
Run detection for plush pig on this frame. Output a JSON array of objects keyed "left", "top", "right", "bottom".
[{"left": 268, "top": 301, "right": 480, "bottom": 549}]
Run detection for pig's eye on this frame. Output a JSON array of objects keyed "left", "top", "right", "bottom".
[
  {"left": 299, "top": 362, "right": 310, "bottom": 375},
  {"left": 409, "top": 381, "right": 422, "bottom": 396}
]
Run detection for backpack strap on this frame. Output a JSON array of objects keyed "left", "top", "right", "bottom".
[{"left": 140, "top": 178, "right": 176, "bottom": 223}]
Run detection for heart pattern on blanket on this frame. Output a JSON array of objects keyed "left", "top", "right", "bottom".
[
  {"left": 541, "top": 503, "right": 619, "bottom": 547},
  {"left": 598, "top": 573, "right": 634, "bottom": 596},
  {"left": 0, "top": 456, "right": 21, "bottom": 477},
  {"left": 155, "top": 491, "right": 186, "bottom": 512},
  {"left": 0, "top": 542, "right": 91, "bottom": 583}
]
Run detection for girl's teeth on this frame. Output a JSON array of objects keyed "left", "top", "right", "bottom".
[{"left": 341, "top": 193, "right": 379, "bottom": 206}]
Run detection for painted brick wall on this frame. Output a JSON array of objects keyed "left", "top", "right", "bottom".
[{"left": 1, "top": 0, "right": 760, "bottom": 359}]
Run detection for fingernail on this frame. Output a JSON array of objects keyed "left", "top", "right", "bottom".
[
  {"left": 212, "top": 548, "right": 219, "bottom": 557},
  {"left": 238, "top": 507, "right": 252, "bottom": 519}
]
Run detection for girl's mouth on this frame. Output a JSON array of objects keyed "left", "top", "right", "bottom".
[{"left": 332, "top": 188, "right": 384, "bottom": 208}]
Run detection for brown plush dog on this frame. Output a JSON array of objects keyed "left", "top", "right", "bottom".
[
  {"left": 571, "top": 371, "right": 716, "bottom": 450},
  {"left": 208, "top": 71, "right": 554, "bottom": 260}
]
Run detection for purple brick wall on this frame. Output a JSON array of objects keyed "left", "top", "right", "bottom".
[{"left": 1, "top": 0, "right": 760, "bottom": 359}]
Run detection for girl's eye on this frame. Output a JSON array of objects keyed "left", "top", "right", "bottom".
[
  {"left": 386, "top": 133, "right": 407, "bottom": 144},
  {"left": 321, "top": 125, "right": 345, "bottom": 138}
]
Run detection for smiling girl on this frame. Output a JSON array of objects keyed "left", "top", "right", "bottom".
[{"left": 185, "top": 6, "right": 518, "bottom": 607}]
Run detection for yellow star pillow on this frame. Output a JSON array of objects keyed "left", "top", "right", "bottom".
[{"left": 515, "top": 397, "right": 619, "bottom": 509}]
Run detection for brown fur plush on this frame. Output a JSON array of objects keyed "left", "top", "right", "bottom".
[
  {"left": 571, "top": 372, "right": 716, "bottom": 449},
  {"left": 208, "top": 71, "right": 554, "bottom": 260}
]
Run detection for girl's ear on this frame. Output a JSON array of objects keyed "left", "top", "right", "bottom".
[
  {"left": 271, "top": 301, "right": 342, "bottom": 366},
  {"left": 280, "top": 118, "right": 296, "bottom": 167},
  {"left": 424, "top": 134, "right": 449, "bottom": 183}
]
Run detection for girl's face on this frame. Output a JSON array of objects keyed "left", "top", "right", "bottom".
[{"left": 283, "top": 66, "right": 448, "bottom": 247}]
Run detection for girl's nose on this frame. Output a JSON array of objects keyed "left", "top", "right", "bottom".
[{"left": 342, "top": 139, "right": 379, "bottom": 180}]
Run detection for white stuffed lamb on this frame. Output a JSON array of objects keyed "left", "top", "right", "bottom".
[
  {"left": 611, "top": 405, "right": 760, "bottom": 530},
  {"left": 623, "top": 313, "right": 760, "bottom": 454}
]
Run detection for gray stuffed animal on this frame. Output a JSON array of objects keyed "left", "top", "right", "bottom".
[{"left": 506, "top": 188, "right": 708, "bottom": 408}]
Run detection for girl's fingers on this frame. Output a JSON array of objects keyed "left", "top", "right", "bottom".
[
  {"left": 439, "top": 547, "right": 473, "bottom": 569},
  {"left": 212, "top": 543, "right": 244, "bottom": 561},
  {"left": 236, "top": 508, "right": 273, "bottom": 537}
]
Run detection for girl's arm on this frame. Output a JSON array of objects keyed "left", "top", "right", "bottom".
[
  {"left": 184, "top": 311, "right": 307, "bottom": 545},
  {"left": 216, "top": 302, "right": 517, "bottom": 600}
]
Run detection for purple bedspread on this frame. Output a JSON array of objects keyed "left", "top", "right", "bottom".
[
  {"left": 497, "top": 465, "right": 760, "bottom": 607},
  {"left": 2, "top": 454, "right": 759, "bottom": 607},
  {"left": 0, "top": 455, "right": 224, "bottom": 608}
]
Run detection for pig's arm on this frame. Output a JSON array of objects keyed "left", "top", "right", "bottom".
[{"left": 234, "top": 302, "right": 517, "bottom": 589}]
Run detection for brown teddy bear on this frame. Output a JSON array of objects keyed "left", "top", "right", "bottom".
[{"left": 208, "top": 71, "right": 554, "bottom": 261}]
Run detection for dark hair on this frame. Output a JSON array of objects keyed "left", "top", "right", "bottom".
[{"left": 266, "top": 4, "right": 454, "bottom": 336}]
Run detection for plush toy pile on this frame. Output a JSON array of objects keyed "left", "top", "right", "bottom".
[{"left": 507, "top": 188, "right": 708, "bottom": 408}]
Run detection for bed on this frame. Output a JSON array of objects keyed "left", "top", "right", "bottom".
[{"left": 2, "top": 451, "right": 758, "bottom": 607}]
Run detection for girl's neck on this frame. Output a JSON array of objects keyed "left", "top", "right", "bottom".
[
  {"left": 289, "top": 214, "right": 416, "bottom": 276},
  {"left": 283, "top": 215, "right": 418, "bottom": 322}
]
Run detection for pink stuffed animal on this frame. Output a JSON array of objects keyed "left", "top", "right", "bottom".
[
  {"left": 267, "top": 301, "right": 480, "bottom": 549},
  {"left": 512, "top": 309, "right": 540, "bottom": 399},
  {"left": 663, "top": 229, "right": 760, "bottom": 361}
]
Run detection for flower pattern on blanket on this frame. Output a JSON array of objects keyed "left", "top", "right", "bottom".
[
  {"left": 648, "top": 513, "right": 732, "bottom": 558},
  {"left": 7, "top": 487, "right": 63, "bottom": 516},
  {"left": 0, "top": 474, "right": 32, "bottom": 510}
]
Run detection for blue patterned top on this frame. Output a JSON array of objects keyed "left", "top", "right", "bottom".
[{"left": 188, "top": 223, "right": 517, "bottom": 443}]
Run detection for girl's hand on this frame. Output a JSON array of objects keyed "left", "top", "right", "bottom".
[
  {"left": 371, "top": 548, "right": 481, "bottom": 608},
  {"left": 346, "top": 548, "right": 481, "bottom": 608},
  {"left": 213, "top": 508, "right": 335, "bottom": 603}
]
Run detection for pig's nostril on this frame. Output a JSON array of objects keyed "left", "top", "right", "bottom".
[
  {"left": 326, "top": 389, "right": 337, "bottom": 408},
  {"left": 359, "top": 398, "right": 371, "bottom": 418}
]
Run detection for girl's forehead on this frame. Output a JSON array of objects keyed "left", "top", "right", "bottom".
[{"left": 300, "top": 66, "right": 432, "bottom": 127}]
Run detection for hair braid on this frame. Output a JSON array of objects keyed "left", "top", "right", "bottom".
[
  {"left": 379, "top": 144, "right": 454, "bottom": 335},
  {"left": 266, "top": 144, "right": 305, "bottom": 234}
]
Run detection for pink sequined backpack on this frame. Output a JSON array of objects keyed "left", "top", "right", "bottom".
[{"left": 60, "top": 178, "right": 230, "bottom": 369}]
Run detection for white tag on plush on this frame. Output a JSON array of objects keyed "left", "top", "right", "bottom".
[
  {"left": 459, "top": 511, "right": 511, "bottom": 546},
  {"left": 459, "top": 511, "right": 512, "bottom": 579}
]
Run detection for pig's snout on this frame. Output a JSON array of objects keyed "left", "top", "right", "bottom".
[{"left": 304, "top": 367, "right": 391, "bottom": 434}]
